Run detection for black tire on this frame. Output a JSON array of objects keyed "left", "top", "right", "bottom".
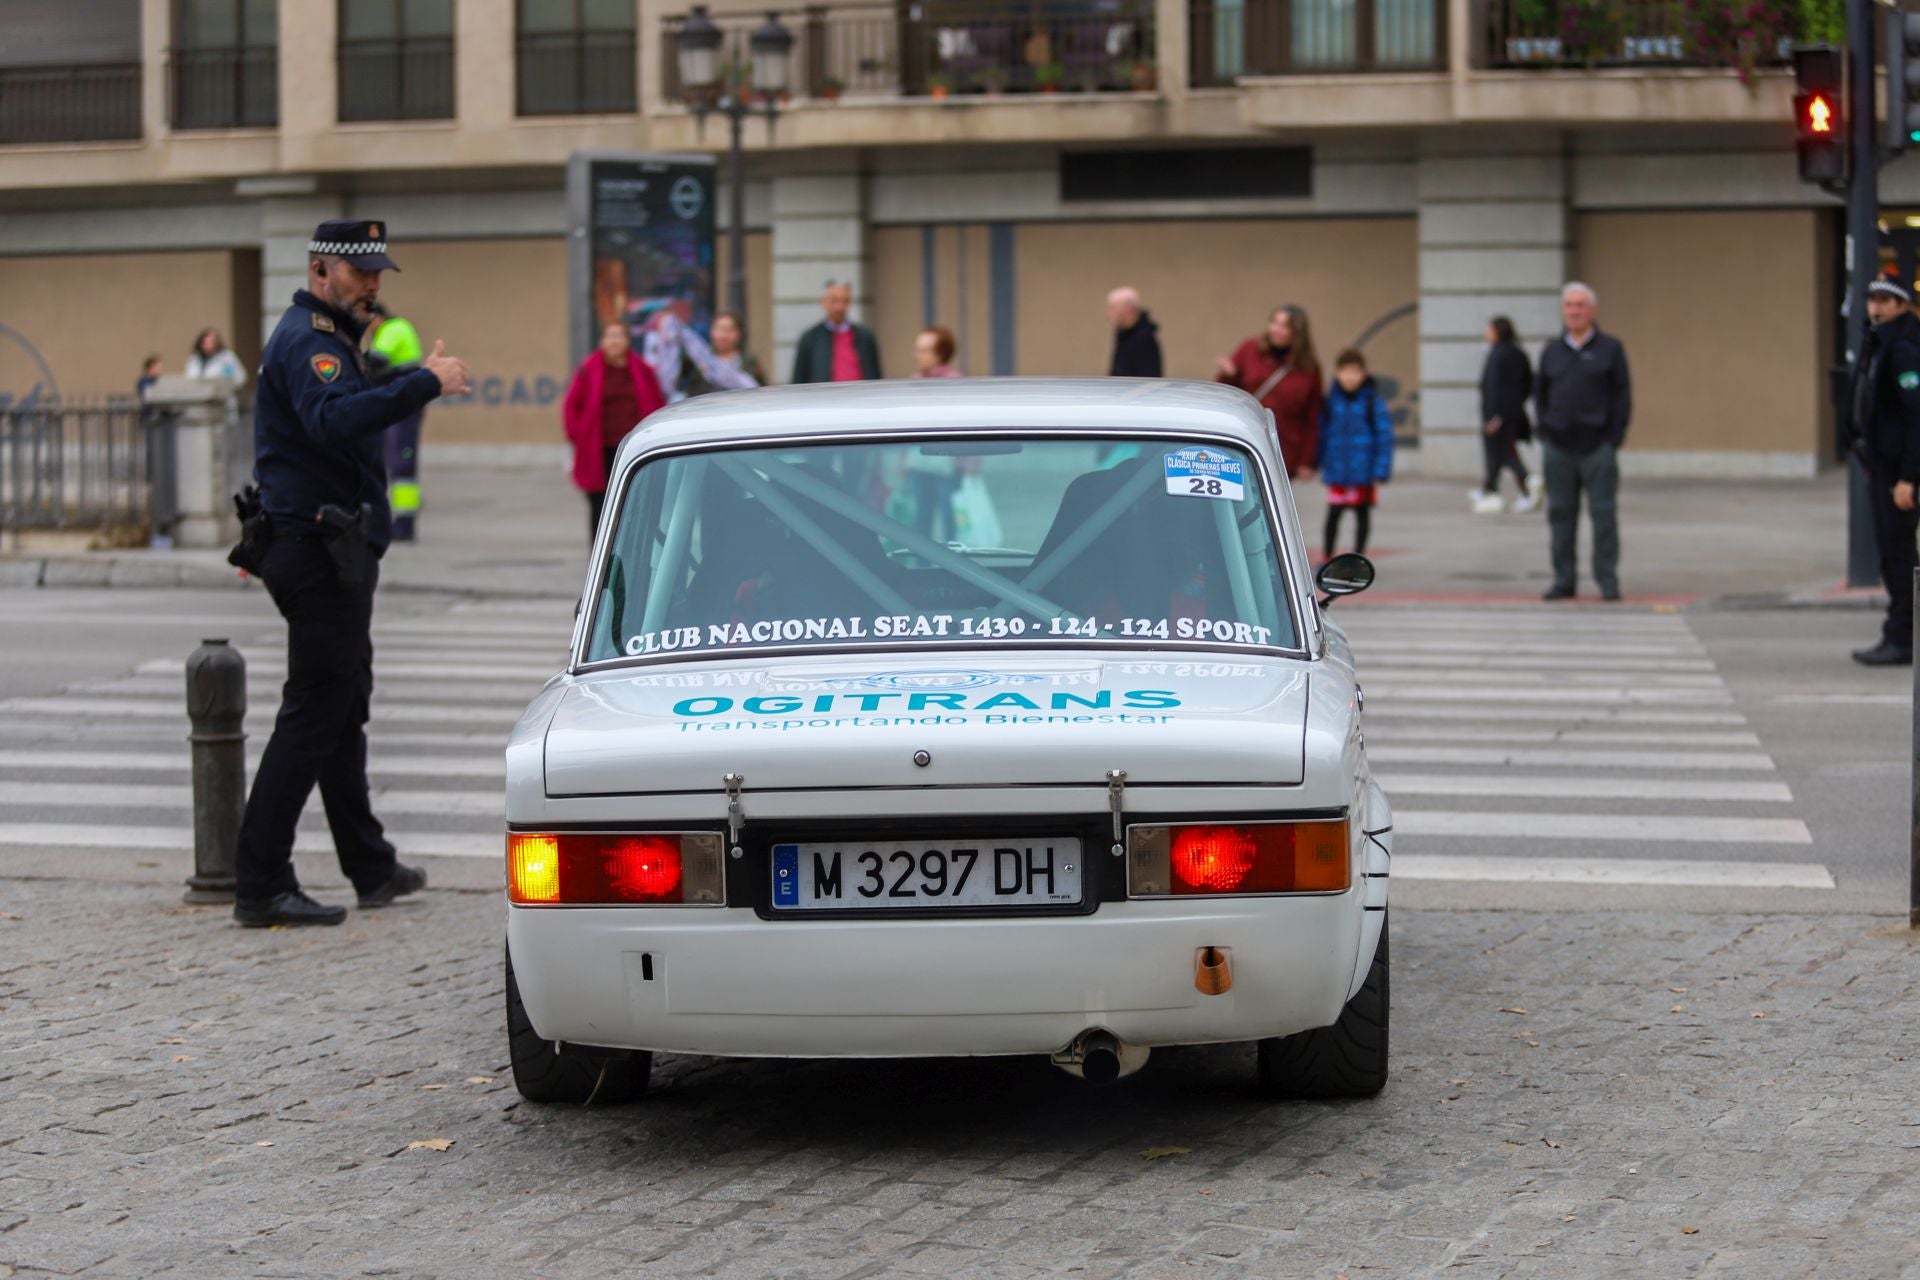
[
  {"left": 1255, "top": 919, "right": 1388, "bottom": 1099},
  {"left": 505, "top": 945, "right": 651, "bottom": 1105}
]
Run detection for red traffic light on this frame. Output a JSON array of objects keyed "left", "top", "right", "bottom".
[{"left": 1805, "top": 93, "right": 1834, "bottom": 135}]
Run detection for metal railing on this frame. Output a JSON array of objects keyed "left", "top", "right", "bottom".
[
  {"left": 169, "top": 46, "right": 279, "bottom": 129},
  {"left": 0, "top": 400, "right": 152, "bottom": 536},
  {"left": 339, "top": 36, "right": 456, "bottom": 120},
  {"left": 1485, "top": 0, "right": 1791, "bottom": 68},
  {"left": 1189, "top": 0, "right": 1441, "bottom": 83},
  {"left": 518, "top": 29, "right": 639, "bottom": 115},
  {"left": 661, "top": 3, "right": 1158, "bottom": 101},
  {"left": 0, "top": 62, "right": 141, "bottom": 145}
]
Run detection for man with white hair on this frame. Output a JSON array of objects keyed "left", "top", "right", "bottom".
[
  {"left": 1534, "top": 281, "right": 1632, "bottom": 601},
  {"left": 1107, "top": 286, "right": 1162, "bottom": 378}
]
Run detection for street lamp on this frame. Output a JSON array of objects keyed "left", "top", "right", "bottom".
[{"left": 675, "top": 6, "right": 793, "bottom": 346}]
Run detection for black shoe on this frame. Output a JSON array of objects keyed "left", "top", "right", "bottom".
[
  {"left": 358, "top": 863, "right": 427, "bottom": 909},
  {"left": 1852, "top": 643, "right": 1914, "bottom": 667},
  {"left": 1600, "top": 588, "right": 1623, "bottom": 602},
  {"left": 234, "top": 889, "right": 348, "bottom": 928},
  {"left": 1542, "top": 585, "right": 1576, "bottom": 601}
]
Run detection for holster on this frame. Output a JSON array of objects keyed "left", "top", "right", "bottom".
[
  {"left": 226, "top": 486, "right": 274, "bottom": 577},
  {"left": 315, "top": 502, "right": 373, "bottom": 590}
]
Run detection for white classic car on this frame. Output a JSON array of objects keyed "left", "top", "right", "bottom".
[{"left": 503, "top": 378, "right": 1391, "bottom": 1102}]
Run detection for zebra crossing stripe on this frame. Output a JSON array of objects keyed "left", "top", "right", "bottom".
[
  {"left": 134, "top": 658, "right": 557, "bottom": 682},
  {"left": 1366, "top": 745, "right": 1775, "bottom": 771},
  {"left": 1392, "top": 854, "right": 1834, "bottom": 890},
  {"left": 0, "top": 750, "right": 501, "bottom": 777},
  {"left": 1393, "top": 810, "right": 1812, "bottom": 844},
  {"left": 1375, "top": 773, "right": 1794, "bottom": 803},
  {"left": 1362, "top": 685, "right": 1733, "bottom": 705},
  {"left": 1362, "top": 705, "right": 1749, "bottom": 726},
  {"left": 1376, "top": 727, "right": 1763, "bottom": 747},
  {"left": 0, "top": 698, "right": 524, "bottom": 726},
  {"left": 0, "top": 822, "right": 496, "bottom": 858},
  {"left": 0, "top": 780, "right": 502, "bottom": 817}
]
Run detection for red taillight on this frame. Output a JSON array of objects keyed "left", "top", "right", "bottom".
[
  {"left": 507, "top": 832, "right": 722, "bottom": 905},
  {"left": 603, "top": 836, "right": 682, "bottom": 901},
  {"left": 1172, "top": 826, "right": 1258, "bottom": 892},
  {"left": 1131, "top": 821, "right": 1350, "bottom": 896}
]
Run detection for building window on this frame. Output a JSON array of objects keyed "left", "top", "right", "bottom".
[
  {"left": 171, "top": 0, "right": 278, "bottom": 129},
  {"left": 339, "top": 0, "right": 455, "bottom": 121},
  {"left": 0, "top": 0, "right": 143, "bottom": 144},
  {"left": 518, "top": 0, "right": 636, "bottom": 116}
]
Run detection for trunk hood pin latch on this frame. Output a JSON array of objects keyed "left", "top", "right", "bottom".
[
  {"left": 725, "top": 772, "right": 745, "bottom": 859},
  {"left": 1107, "top": 769, "right": 1126, "bottom": 856}
]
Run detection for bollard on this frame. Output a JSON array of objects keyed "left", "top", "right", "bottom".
[{"left": 184, "top": 638, "right": 246, "bottom": 904}]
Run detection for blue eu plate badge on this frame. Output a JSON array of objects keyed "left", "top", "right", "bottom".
[
  {"left": 1164, "top": 447, "right": 1245, "bottom": 501},
  {"left": 773, "top": 844, "right": 800, "bottom": 907}
]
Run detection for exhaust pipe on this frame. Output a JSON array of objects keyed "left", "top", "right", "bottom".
[
  {"left": 1078, "top": 1030, "right": 1120, "bottom": 1086},
  {"left": 1051, "top": 1028, "right": 1144, "bottom": 1084},
  {"left": 1195, "top": 946, "right": 1232, "bottom": 995}
]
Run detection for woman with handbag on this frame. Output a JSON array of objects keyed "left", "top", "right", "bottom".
[
  {"left": 1473, "top": 315, "right": 1542, "bottom": 514},
  {"left": 1215, "top": 305, "right": 1323, "bottom": 478}
]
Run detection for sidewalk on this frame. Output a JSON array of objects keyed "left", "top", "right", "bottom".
[{"left": 0, "top": 455, "right": 1871, "bottom": 608}]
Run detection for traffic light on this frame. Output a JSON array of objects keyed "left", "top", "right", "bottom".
[
  {"left": 1792, "top": 45, "right": 1845, "bottom": 186},
  {"left": 1888, "top": 12, "right": 1920, "bottom": 152}
]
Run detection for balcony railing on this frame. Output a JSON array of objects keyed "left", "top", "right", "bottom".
[
  {"left": 339, "top": 36, "right": 455, "bottom": 121},
  {"left": 1190, "top": 0, "right": 1441, "bottom": 83},
  {"left": 169, "top": 46, "right": 278, "bottom": 129},
  {"left": 1485, "top": 0, "right": 1792, "bottom": 69},
  {"left": 518, "top": 29, "right": 638, "bottom": 115},
  {"left": 0, "top": 62, "right": 141, "bottom": 145},
  {"left": 661, "top": 3, "right": 1159, "bottom": 102}
]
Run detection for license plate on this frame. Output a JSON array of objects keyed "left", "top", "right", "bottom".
[{"left": 771, "top": 839, "right": 1084, "bottom": 911}]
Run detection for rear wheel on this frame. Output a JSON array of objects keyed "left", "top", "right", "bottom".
[
  {"left": 505, "top": 946, "right": 651, "bottom": 1105},
  {"left": 1255, "top": 919, "right": 1388, "bottom": 1099}
]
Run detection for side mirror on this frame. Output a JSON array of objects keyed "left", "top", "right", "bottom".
[{"left": 1315, "top": 552, "right": 1375, "bottom": 607}]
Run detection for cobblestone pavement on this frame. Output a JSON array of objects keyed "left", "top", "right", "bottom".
[{"left": 3, "top": 882, "right": 1917, "bottom": 1279}]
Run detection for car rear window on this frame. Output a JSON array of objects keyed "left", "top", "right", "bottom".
[{"left": 583, "top": 436, "right": 1297, "bottom": 663}]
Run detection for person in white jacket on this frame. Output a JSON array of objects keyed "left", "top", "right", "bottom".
[{"left": 185, "top": 327, "right": 247, "bottom": 388}]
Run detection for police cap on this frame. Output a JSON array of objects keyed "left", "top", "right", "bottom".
[{"left": 307, "top": 218, "right": 400, "bottom": 272}]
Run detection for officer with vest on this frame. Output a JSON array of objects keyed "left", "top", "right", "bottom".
[
  {"left": 369, "top": 302, "right": 427, "bottom": 540},
  {"left": 233, "top": 219, "right": 471, "bottom": 927},
  {"left": 1850, "top": 272, "right": 1920, "bottom": 667}
]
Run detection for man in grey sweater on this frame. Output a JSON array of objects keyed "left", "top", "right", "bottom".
[{"left": 1535, "top": 281, "right": 1632, "bottom": 601}]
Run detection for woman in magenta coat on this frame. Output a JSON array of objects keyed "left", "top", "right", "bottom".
[{"left": 564, "top": 322, "right": 667, "bottom": 536}]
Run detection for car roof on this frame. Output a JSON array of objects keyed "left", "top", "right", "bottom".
[{"left": 614, "top": 378, "right": 1278, "bottom": 464}]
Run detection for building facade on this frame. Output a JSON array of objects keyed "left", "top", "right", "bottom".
[{"left": 0, "top": 0, "right": 1899, "bottom": 475}]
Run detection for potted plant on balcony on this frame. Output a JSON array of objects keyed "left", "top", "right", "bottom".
[
  {"left": 818, "top": 75, "right": 845, "bottom": 101},
  {"left": 1035, "top": 61, "right": 1065, "bottom": 92},
  {"left": 1683, "top": 0, "right": 1794, "bottom": 86},
  {"left": 982, "top": 65, "right": 1009, "bottom": 95},
  {"left": 1505, "top": 0, "right": 1563, "bottom": 62},
  {"left": 1558, "top": 0, "right": 1624, "bottom": 66},
  {"left": 927, "top": 70, "right": 952, "bottom": 99},
  {"left": 1129, "top": 57, "right": 1157, "bottom": 91}
]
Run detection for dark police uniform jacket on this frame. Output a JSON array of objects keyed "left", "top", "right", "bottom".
[
  {"left": 1850, "top": 310, "right": 1920, "bottom": 483},
  {"left": 254, "top": 289, "right": 441, "bottom": 552}
]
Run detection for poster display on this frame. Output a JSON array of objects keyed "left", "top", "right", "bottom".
[{"left": 565, "top": 153, "right": 718, "bottom": 370}]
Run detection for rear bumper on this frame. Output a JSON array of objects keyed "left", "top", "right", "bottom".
[{"left": 505, "top": 895, "right": 1363, "bottom": 1058}]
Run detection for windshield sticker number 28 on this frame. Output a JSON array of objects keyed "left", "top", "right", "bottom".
[{"left": 1164, "top": 447, "right": 1246, "bottom": 501}]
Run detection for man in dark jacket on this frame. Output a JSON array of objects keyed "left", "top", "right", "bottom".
[
  {"left": 791, "top": 281, "right": 881, "bottom": 384},
  {"left": 1535, "top": 281, "right": 1631, "bottom": 601},
  {"left": 1107, "top": 286, "right": 1162, "bottom": 378},
  {"left": 1847, "top": 274, "right": 1920, "bottom": 665}
]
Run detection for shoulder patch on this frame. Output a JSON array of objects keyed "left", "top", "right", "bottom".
[
  {"left": 1900, "top": 370, "right": 1919, "bottom": 392},
  {"left": 310, "top": 312, "right": 336, "bottom": 333},
  {"left": 310, "top": 354, "right": 343, "bottom": 383}
]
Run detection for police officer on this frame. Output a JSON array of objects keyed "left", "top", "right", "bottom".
[
  {"left": 1850, "top": 272, "right": 1920, "bottom": 667},
  {"left": 233, "top": 219, "right": 471, "bottom": 927}
]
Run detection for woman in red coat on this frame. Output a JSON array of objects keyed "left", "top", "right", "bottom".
[
  {"left": 563, "top": 322, "right": 668, "bottom": 536},
  {"left": 1214, "top": 304, "right": 1324, "bottom": 478}
]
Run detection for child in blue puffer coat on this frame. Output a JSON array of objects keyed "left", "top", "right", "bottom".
[{"left": 1315, "top": 348, "right": 1395, "bottom": 560}]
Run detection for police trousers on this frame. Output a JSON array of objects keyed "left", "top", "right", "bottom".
[
  {"left": 234, "top": 534, "right": 397, "bottom": 900},
  {"left": 1868, "top": 465, "right": 1920, "bottom": 649},
  {"left": 1543, "top": 441, "right": 1620, "bottom": 596}
]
